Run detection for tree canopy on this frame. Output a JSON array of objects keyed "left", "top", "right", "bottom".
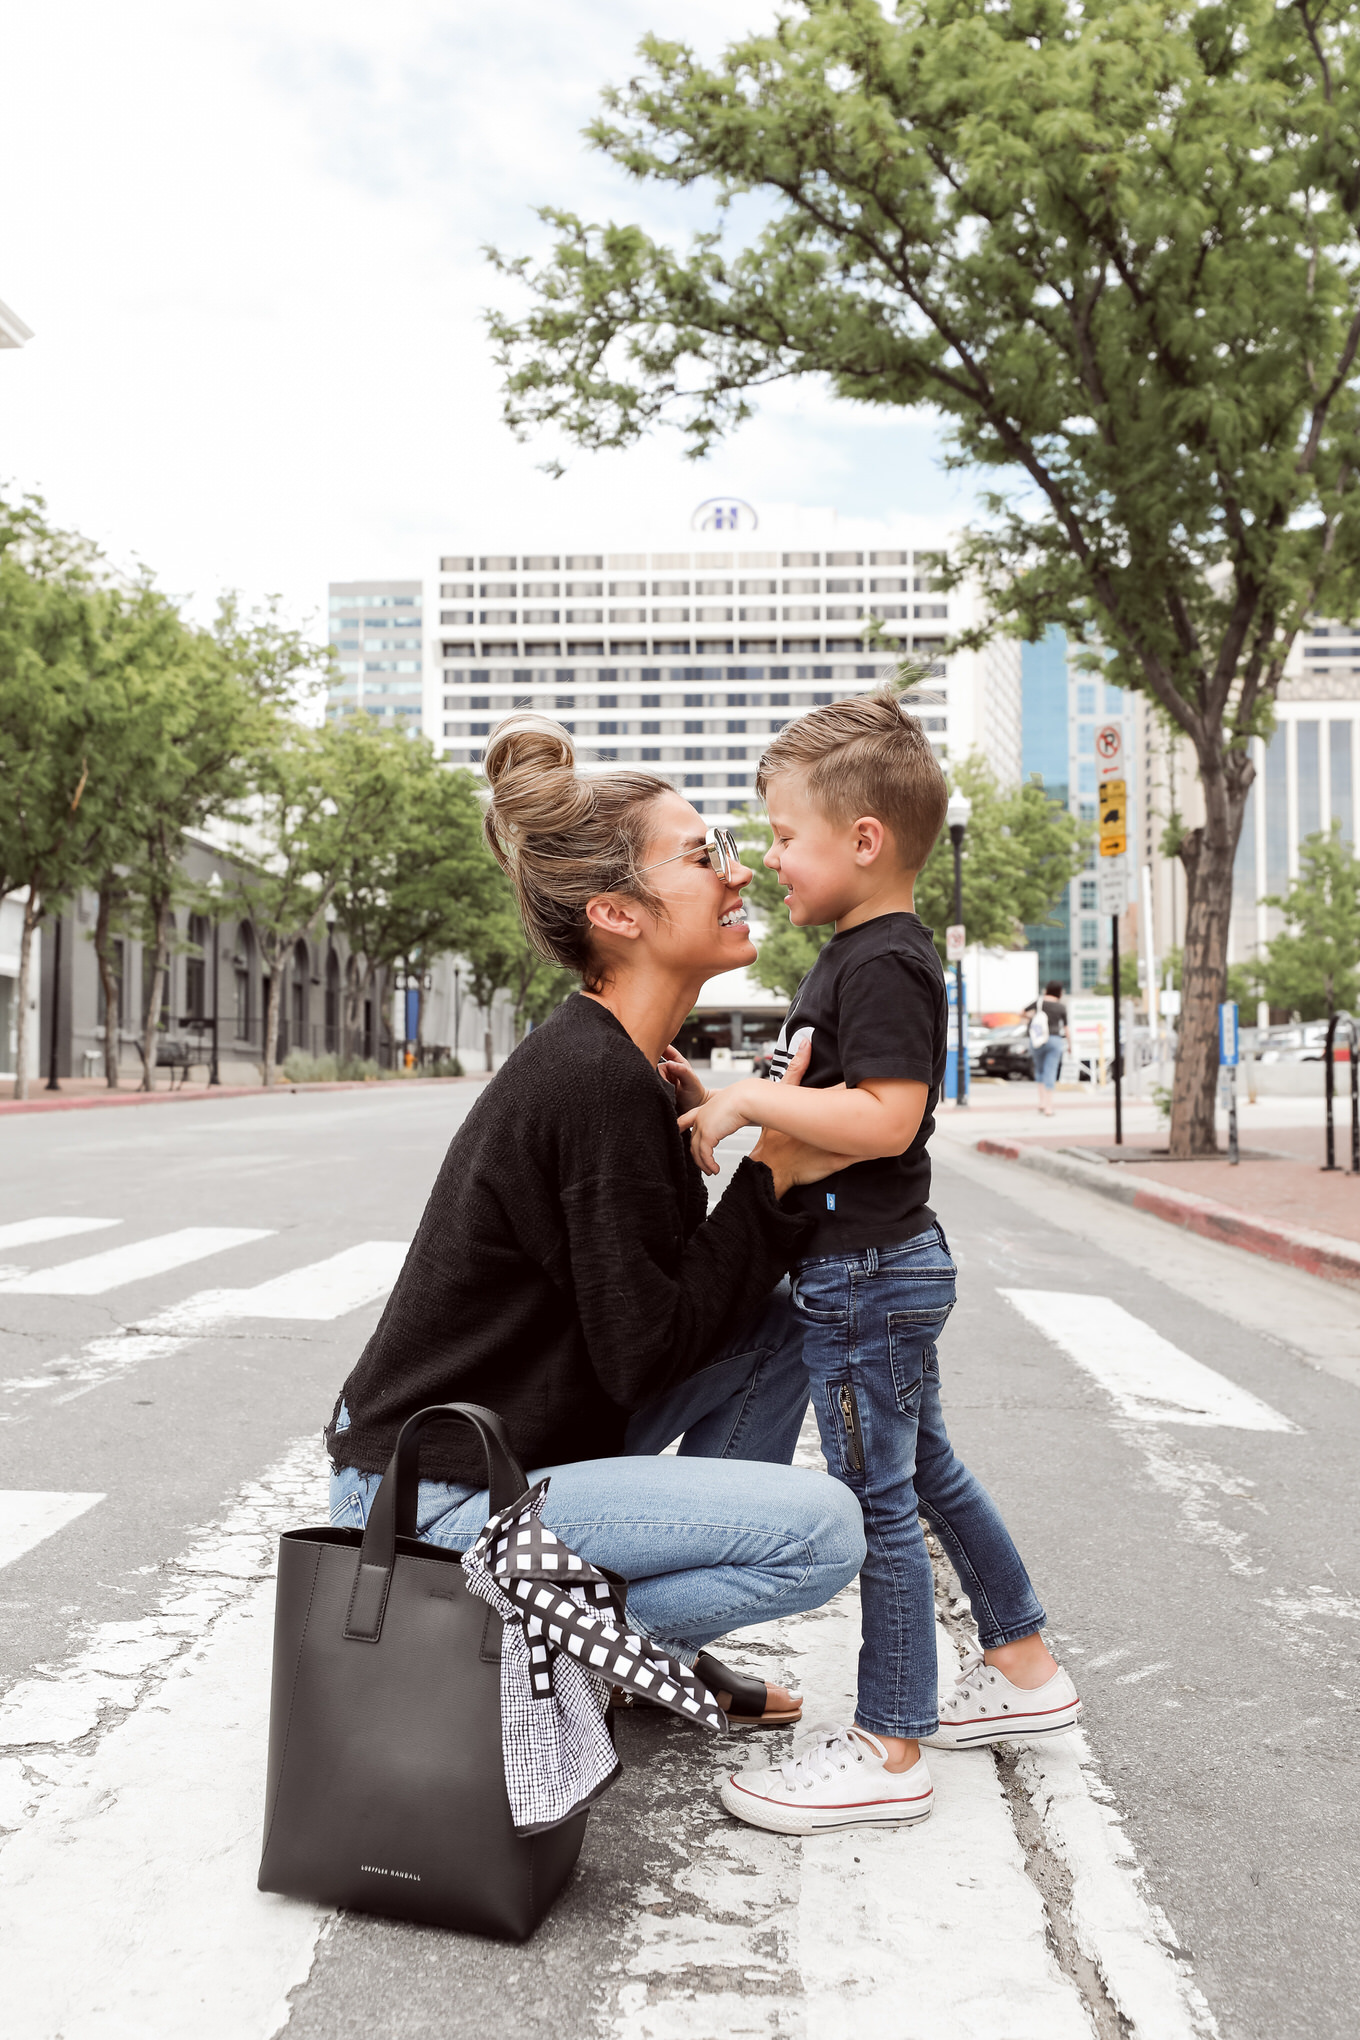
[
  {"left": 1255, "top": 825, "right": 1360, "bottom": 1019},
  {"left": 489, "top": 0, "right": 1360, "bottom": 1152}
]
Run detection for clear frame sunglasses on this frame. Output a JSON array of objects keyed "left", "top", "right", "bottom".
[{"left": 639, "top": 826, "right": 743, "bottom": 883}]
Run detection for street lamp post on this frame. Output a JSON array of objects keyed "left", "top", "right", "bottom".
[
  {"left": 206, "top": 871, "right": 222, "bottom": 1087},
  {"left": 45, "top": 912, "right": 63, "bottom": 1091},
  {"left": 946, "top": 791, "right": 972, "bottom": 1107}
]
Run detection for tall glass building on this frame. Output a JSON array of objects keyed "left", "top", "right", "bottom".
[{"left": 1022, "top": 627, "right": 1074, "bottom": 989}]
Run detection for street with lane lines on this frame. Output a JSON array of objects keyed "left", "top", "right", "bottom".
[{"left": 0, "top": 1085, "right": 1355, "bottom": 2039}]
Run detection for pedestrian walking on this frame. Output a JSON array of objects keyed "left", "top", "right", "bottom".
[{"left": 1026, "top": 981, "right": 1068, "bottom": 1116}]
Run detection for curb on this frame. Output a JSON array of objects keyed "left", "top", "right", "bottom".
[
  {"left": 0, "top": 1075, "right": 487, "bottom": 1119},
  {"left": 976, "top": 1138, "right": 1360, "bottom": 1290}
]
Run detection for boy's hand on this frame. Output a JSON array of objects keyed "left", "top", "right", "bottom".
[
  {"left": 657, "top": 1043, "right": 709, "bottom": 1114},
  {"left": 678, "top": 1037, "right": 812, "bottom": 1176},
  {"left": 679, "top": 1084, "right": 758, "bottom": 1175}
]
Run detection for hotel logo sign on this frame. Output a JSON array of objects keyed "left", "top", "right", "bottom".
[{"left": 691, "top": 498, "right": 758, "bottom": 533}]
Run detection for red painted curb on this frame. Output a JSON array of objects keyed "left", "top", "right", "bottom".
[
  {"left": 0, "top": 1075, "right": 486, "bottom": 1118},
  {"left": 1126, "top": 1181, "right": 1360, "bottom": 1286},
  {"left": 975, "top": 1137, "right": 1360, "bottom": 1289}
]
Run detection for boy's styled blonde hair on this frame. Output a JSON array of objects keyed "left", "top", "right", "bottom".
[{"left": 755, "top": 688, "right": 950, "bottom": 871}]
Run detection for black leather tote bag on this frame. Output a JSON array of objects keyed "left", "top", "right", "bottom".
[{"left": 257, "top": 1402, "right": 589, "bottom": 1940}]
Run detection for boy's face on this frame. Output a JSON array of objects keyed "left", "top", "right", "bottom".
[{"left": 763, "top": 771, "right": 894, "bottom": 927}]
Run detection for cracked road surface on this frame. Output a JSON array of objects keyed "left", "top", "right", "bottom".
[{"left": 0, "top": 1086, "right": 1355, "bottom": 2039}]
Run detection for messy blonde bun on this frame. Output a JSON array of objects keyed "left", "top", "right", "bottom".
[{"left": 482, "top": 713, "right": 672, "bottom": 989}]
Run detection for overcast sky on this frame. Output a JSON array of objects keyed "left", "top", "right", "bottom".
[{"left": 2, "top": 0, "right": 966, "bottom": 634}]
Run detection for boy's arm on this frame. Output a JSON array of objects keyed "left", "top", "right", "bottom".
[{"left": 679, "top": 1075, "right": 928, "bottom": 1176}]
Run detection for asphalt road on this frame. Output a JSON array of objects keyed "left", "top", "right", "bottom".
[{"left": 1, "top": 1081, "right": 1356, "bottom": 2040}]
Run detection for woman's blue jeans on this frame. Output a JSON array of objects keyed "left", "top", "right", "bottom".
[
  {"left": 1035, "top": 1037, "right": 1065, "bottom": 1089},
  {"left": 328, "top": 1282, "right": 866, "bottom": 1663},
  {"left": 793, "top": 1226, "right": 1046, "bottom": 1740}
]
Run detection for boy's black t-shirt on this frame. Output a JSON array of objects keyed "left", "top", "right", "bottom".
[{"left": 767, "top": 911, "right": 948, "bottom": 1255}]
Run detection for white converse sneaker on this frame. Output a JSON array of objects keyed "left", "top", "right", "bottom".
[
  {"left": 924, "top": 1652, "right": 1082, "bottom": 1750},
  {"left": 719, "top": 1724, "right": 933, "bottom": 1835}
]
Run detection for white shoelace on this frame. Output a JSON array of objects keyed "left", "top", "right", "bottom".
[
  {"left": 774, "top": 1724, "right": 869, "bottom": 1790},
  {"left": 942, "top": 1651, "right": 992, "bottom": 1714}
]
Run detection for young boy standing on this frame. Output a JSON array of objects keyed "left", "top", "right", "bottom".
[{"left": 678, "top": 692, "right": 1081, "bottom": 1835}]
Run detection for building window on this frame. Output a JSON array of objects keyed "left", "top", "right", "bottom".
[
  {"left": 1080, "top": 917, "right": 1100, "bottom": 949},
  {"left": 641, "top": 720, "right": 660, "bottom": 734},
  {"left": 641, "top": 747, "right": 661, "bottom": 761},
  {"left": 1081, "top": 956, "right": 1101, "bottom": 990},
  {"left": 1076, "top": 683, "right": 1097, "bottom": 715},
  {"left": 1079, "top": 879, "right": 1098, "bottom": 910}
]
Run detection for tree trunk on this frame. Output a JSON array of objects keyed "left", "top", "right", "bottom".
[
  {"left": 483, "top": 1011, "right": 494, "bottom": 1073},
  {"left": 1170, "top": 760, "right": 1246, "bottom": 1157},
  {"left": 94, "top": 882, "right": 121, "bottom": 1088},
  {"left": 262, "top": 957, "right": 284, "bottom": 1086},
  {"left": 12, "top": 889, "right": 40, "bottom": 1101},
  {"left": 139, "top": 894, "right": 171, "bottom": 1093}
]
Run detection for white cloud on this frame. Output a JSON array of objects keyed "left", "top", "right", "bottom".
[{"left": 0, "top": 0, "right": 962, "bottom": 631}]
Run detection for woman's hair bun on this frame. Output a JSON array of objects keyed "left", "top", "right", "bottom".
[{"left": 482, "top": 712, "right": 575, "bottom": 790}]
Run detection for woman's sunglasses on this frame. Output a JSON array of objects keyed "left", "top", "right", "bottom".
[{"left": 640, "top": 826, "right": 743, "bottom": 883}]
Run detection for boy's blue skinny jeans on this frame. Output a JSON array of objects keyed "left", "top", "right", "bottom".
[{"left": 793, "top": 1224, "right": 1047, "bottom": 1741}]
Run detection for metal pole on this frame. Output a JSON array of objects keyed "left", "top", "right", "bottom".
[
  {"left": 1350, "top": 1018, "right": 1359, "bottom": 1176},
  {"left": 1111, "top": 911, "right": 1122, "bottom": 1145},
  {"left": 209, "top": 916, "right": 221, "bottom": 1086},
  {"left": 1323, "top": 1013, "right": 1338, "bottom": 1171},
  {"left": 45, "top": 913, "right": 62, "bottom": 1091},
  {"left": 951, "top": 825, "right": 966, "bottom": 1107},
  {"left": 1228, "top": 1064, "right": 1239, "bottom": 1165},
  {"left": 453, "top": 967, "right": 461, "bottom": 1061}
]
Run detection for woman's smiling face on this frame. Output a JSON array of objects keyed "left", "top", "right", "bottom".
[{"left": 635, "top": 791, "right": 757, "bottom": 977}]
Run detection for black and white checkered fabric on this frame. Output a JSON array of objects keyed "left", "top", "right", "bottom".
[{"left": 461, "top": 1481, "right": 727, "bottom": 1834}]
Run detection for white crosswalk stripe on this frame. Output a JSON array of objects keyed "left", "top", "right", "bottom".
[
  {"left": 1, "top": 1241, "right": 409, "bottom": 1403},
  {"left": 0, "top": 1228, "right": 273, "bottom": 1297},
  {"left": 146, "top": 1241, "right": 410, "bottom": 1331},
  {"left": 0, "top": 1493, "right": 105, "bottom": 1570},
  {"left": 0, "top": 1218, "right": 119, "bottom": 1252},
  {"left": 1000, "top": 1290, "right": 1298, "bottom": 1431}
]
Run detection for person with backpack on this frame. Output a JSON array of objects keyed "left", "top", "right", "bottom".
[{"left": 1026, "top": 982, "right": 1067, "bottom": 1116}]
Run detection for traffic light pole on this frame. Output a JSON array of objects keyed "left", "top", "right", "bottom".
[{"left": 1111, "top": 911, "right": 1123, "bottom": 1146}]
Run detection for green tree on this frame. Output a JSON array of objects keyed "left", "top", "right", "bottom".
[
  {"left": 0, "top": 496, "right": 107, "bottom": 1097},
  {"left": 913, "top": 758, "right": 1089, "bottom": 961},
  {"left": 490, "top": 0, "right": 1360, "bottom": 1154},
  {"left": 1254, "top": 826, "right": 1360, "bottom": 1020},
  {"left": 330, "top": 741, "right": 501, "bottom": 1055},
  {"left": 223, "top": 721, "right": 398, "bottom": 1085}
]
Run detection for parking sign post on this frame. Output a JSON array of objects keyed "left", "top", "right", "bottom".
[
  {"left": 1098, "top": 735, "right": 1126, "bottom": 1147},
  {"left": 1219, "top": 1001, "right": 1240, "bottom": 1165}
]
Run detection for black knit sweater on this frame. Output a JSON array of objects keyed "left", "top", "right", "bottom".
[{"left": 327, "top": 994, "right": 812, "bottom": 1487}]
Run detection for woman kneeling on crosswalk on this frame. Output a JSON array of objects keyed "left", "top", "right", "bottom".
[{"left": 325, "top": 714, "right": 865, "bottom": 1728}]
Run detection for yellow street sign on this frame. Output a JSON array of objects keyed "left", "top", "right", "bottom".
[{"left": 1100, "top": 832, "right": 1127, "bottom": 858}]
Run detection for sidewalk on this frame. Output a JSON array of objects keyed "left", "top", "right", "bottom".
[
  {"left": 0, "top": 1074, "right": 484, "bottom": 1116},
  {"left": 938, "top": 1081, "right": 1360, "bottom": 1286}
]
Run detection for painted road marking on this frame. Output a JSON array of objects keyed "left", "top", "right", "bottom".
[
  {"left": 1, "top": 1242, "right": 410, "bottom": 1404},
  {"left": 147, "top": 1240, "right": 410, "bottom": 1331},
  {"left": 0, "top": 1439, "right": 329, "bottom": 2035},
  {"left": 0, "top": 1218, "right": 119, "bottom": 1252},
  {"left": 0, "top": 1228, "right": 273, "bottom": 1297},
  {"left": 0, "top": 1493, "right": 104, "bottom": 1571},
  {"left": 999, "top": 1291, "right": 1298, "bottom": 1431},
  {"left": 0, "top": 1433, "right": 1214, "bottom": 2040}
]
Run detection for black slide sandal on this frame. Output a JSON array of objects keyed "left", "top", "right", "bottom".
[{"left": 694, "top": 1650, "right": 803, "bottom": 1729}]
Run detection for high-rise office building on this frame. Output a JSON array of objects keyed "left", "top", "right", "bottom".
[
  {"left": 326, "top": 504, "right": 1023, "bottom": 812},
  {"left": 326, "top": 580, "right": 425, "bottom": 727}
]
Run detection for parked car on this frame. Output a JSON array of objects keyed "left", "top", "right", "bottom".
[
  {"left": 1257, "top": 1021, "right": 1343, "bottom": 1062},
  {"left": 974, "top": 1022, "right": 1036, "bottom": 1082}
]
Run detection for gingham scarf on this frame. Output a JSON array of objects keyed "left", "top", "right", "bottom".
[{"left": 461, "top": 1481, "right": 727, "bottom": 1834}]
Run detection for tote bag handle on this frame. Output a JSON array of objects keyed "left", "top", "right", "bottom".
[{"left": 345, "top": 1402, "right": 530, "bottom": 1643}]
